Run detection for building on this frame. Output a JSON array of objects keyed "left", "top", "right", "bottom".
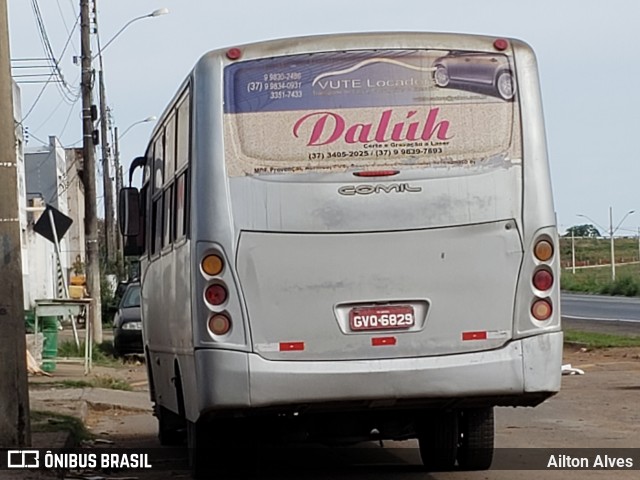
[
  {"left": 12, "top": 80, "right": 29, "bottom": 310},
  {"left": 23, "top": 137, "right": 86, "bottom": 305}
]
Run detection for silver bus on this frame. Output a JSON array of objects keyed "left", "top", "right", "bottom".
[{"left": 119, "top": 31, "right": 561, "bottom": 476}]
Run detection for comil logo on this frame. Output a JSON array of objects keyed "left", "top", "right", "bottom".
[
  {"left": 338, "top": 182, "right": 422, "bottom": 196},
  {"left": 7, "top": 450, "right": 39, "bottom": 468}
]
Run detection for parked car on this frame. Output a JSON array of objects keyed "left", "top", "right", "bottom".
[
  {"left": 112, "top": 282, "right": 142, "bottom": 356},
  {"left": 433, "top": 52, "right": 515, "bottom": 100}
]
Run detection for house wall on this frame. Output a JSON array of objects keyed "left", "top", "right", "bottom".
[{"left": 24, "top": 137, "right": 73, "bottom": 304}]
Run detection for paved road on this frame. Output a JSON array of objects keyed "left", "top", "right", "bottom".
[
  {"left": 81, "top": 353, "right": 640, "bottom": 480},
  {"left": 561, "top": 293, "right": 640, "bottom": 335}
]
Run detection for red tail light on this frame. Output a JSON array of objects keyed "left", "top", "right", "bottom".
[
  {"left": 205, "top": 284, "right": 227, "bottom": 306},
  {"left": 533, "top": 270, "right": 554, "bottom": 291}
]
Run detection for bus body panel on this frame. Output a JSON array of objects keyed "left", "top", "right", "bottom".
[
  {"left": 236, "top": 221, "right": 522, "bottom": 361},
  {"left": 226, "top": 167, "right": 522, "bottom": 233},
  {"left": 134, "top": 32, "right": 560, "bottom": 437},
  {"left": 192, "top": 331, "right": 562, "bottom": 415}
]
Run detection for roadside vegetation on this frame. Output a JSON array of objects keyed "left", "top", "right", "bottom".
[
  {"left": 559, "top": 233, "right": 640, "bottom": 296},
  {"left": 29, "top": 374, "right": 132, "bottom": 391},
  {"left": 57, "top": 339, "right": 122, "bottom": 367},
  {"left": 564, "top": 329, "right": 640, "bottom": 348},
  {"left": 31, "top": 410, "right": 93, "bottom": 443}
]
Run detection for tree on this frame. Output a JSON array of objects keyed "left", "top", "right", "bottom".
[{"left": 564, "top": 224, "right": 601, "bottom": 238}]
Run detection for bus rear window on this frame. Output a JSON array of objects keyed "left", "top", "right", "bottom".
[{"left": 223, "top": 49, "right": 521, "bottom": 177}]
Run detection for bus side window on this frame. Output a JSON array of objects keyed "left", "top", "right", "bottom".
[
  {"left": 163, "top": 186, "right": 173, "bottom": 248},
  {"left": 175, "top": 89, "right": 190, "bottom": 240},
  {"left": 153, "top": 135, "right": 164, "bottom": 192},
  {"left": 151, "top": 133, "right": 164, "bottom": 256},
  {"left": 151, "top": 196, "right": 163, "bottom": 255},
  {"left": 174, "top": 171, "right": 188, "bottom": 240}
]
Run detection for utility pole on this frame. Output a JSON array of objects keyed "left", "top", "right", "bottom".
[
  {"left": 0, "top": 0, "right": 31, "bottom": 447},
  {"left": 81, "top": 0, "right": 103, "bottom": 343},
  {"left": 114, "top": 126, "right": 123, "bottom": 263},
  {"left": 571, "top": 229, "right": 576, "bottom": 274},
  {"left": 98, "top": 69, "right": 115, "bottom": 264},
  {"left": 95, "top": 0, "right": 116, "bottom": 266},
  {"left": 609, "top": 206, "right": 616, "bottom": 282}
]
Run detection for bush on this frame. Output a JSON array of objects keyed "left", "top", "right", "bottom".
[
  {"left": 605, "top": 276, "right": 640, "bottom": 297},
  {"left": 57, "top": 339, "right": 118, "bottom": 364}
]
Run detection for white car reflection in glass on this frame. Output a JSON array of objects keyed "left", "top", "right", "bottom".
[{"left": 433, "top": 52, "right": 515, "bottom": 101}]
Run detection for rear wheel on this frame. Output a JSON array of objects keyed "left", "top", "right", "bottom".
[
  {"left": 156, "top": 405, "right": 186, "bottom": 446},
  {"left": 417, "top": 411, "right": 459, "bottom": 472},
  {"left": 188, "top": 417, "right": 256, "bottom": 479},
  {"left": 187, "top": 419, "right": 215, "bottom": 479},
  {"left": 457, "top": 407, "right": 494, "bottom": 470}
]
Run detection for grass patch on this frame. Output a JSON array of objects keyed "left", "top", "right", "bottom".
[
  {"left": 561, "top": 263, "right": 640, "bottom": 296},
  {"left": 560, "top": 236, "right": 640, "bottom": 267},
  {"left": 559, "top": 235, "right": 640, "bottom": 296},
  {"left": 564, "top": 329, "right": 640, "bottom": 348},
  {"left": 57, "top": 340, "right": 120, "bottom": 367},
  {"left": 31, "top": 410, "right": 92, "bottom": 443},
  {"left": 55, "top": 375, "right": 132, "bottom": 391}
]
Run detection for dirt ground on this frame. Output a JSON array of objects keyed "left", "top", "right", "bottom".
[{"left": 562, "top": 343, "right": 640, "bottom": 368}]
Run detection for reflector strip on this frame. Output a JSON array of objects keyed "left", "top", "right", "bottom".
[
  {"left": 372, "top": 337, "right": 397, "bottom": 346},
  {"left": 279, "top": 341, "right": 305, "bottom": 351},
  {"left": 462, "top": 331, "right": 488, "bottom": 341}
]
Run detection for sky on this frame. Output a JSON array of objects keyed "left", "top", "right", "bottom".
[{"left": 6, "top": 0, "right": 640, "bottom": 237}]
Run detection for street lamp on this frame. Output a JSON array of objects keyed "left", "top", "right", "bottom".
[
  {"left": 114, "top": 115, "right": 157, "bottom": 191},
  {"left": 577, "top": 208, "right": 635, "bottom": 281},
  {"left": 120, "top": 116, "right": 157, "bottom": 140},
  {"left": 95, "top": 8, "right": 169, "bottom": 58}
]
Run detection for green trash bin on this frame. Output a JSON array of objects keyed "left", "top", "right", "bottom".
[
  {"left": 25, "top": 310, "right": 36, "bottom": 334},
  {"left": 41, "top": 316, "right": 59, "bottom": 372}
]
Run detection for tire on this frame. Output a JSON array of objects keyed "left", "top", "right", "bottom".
[
  {"left": 457, "top": 407, "right": 494, "bottom": 470},
  {"left": 187, "top": 418, "right": 254, "bottom": 479},
  {"left": 156, "top": 405, "right": 186, "bottom": 446},
  {"left": 187, "top": 419, "right": 215, "bottom": 479},
  {"left": 417, "top": 411, "right": 459, "bottom": 472},
  {"left": 495, "top": 71, "right": 515, "bottom": 100},
  {"left": 433, "top": 65, "right": 450, "bottom": 87}
]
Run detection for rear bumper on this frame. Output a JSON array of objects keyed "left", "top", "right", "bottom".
[
  {"left": 194, "top": 331, "right": 562, "bottom": 414},
  {"left": 113, "top": 329, "right": 143, "bottom": 354}
]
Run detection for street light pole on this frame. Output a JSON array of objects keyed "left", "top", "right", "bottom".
[
  {"left": 94, "top": 0, "right": 116, "bottom": 266},
  {"left": 577, "top": 208, "right": 635, "bottom": 281},
  {"left": 92, "top": 6, "right": 167, "bottom": 265},
  {"left": 571, "top": 229, "right": 576, "bottom": 274},
  {"left": 609, "top": 206, "right": 615, "bottom": 281},
  {"left": 608, "top": 207, "right": 635, "bottom": 282},
  {"left": 94, "top": 8, "right": 169, "bottom": 57}
]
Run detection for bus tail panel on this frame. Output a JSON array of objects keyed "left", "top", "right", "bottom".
[{"left": 236, "top": 220, "right": 523, "bottom": 361}]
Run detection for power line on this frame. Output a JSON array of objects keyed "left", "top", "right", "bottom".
[
  {"left": 28, "top": 0, "right": 80, "bottom": 102},
  {"left": 55, "top": 0, "right": 79, "bottom": 56}
]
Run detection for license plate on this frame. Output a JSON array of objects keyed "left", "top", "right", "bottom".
[{"left": 349, "top": 305, "right": 415, "bottom": 331}]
